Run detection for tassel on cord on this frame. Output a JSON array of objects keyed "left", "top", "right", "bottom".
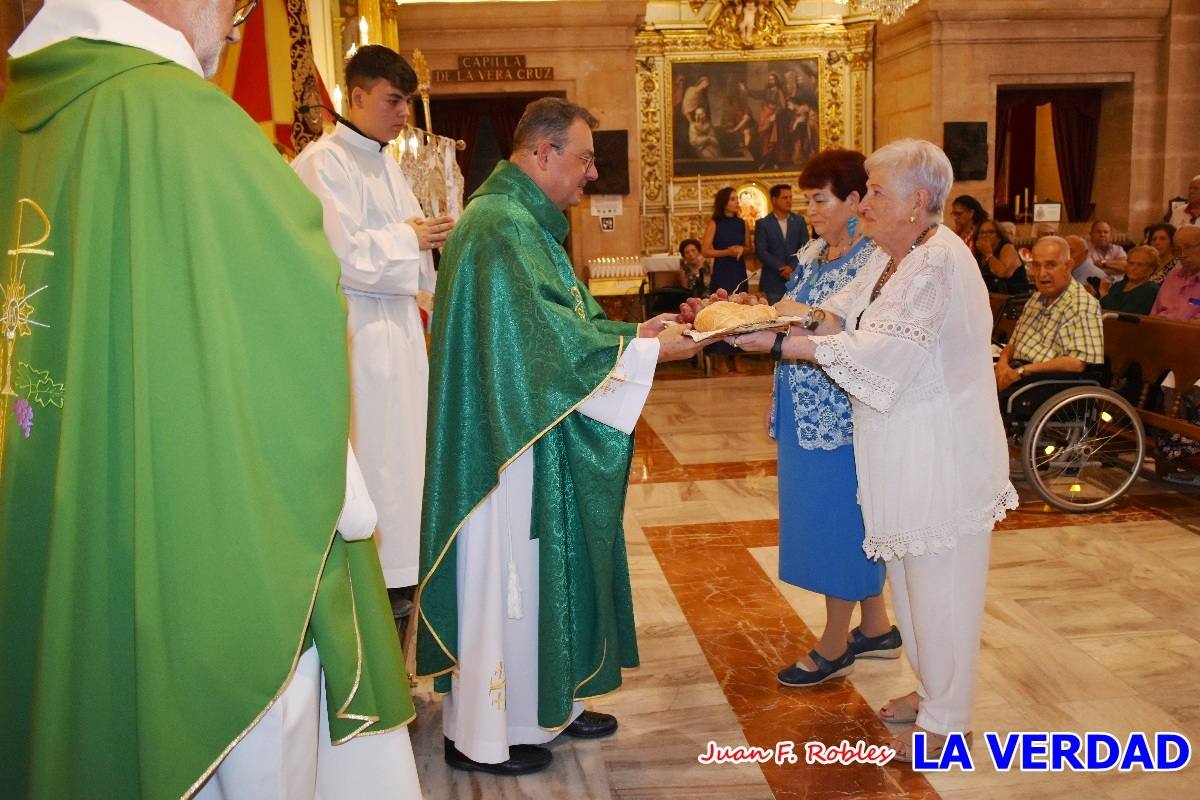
[
  {"left": 506, "top": 557, "right": 524, "bottom": 620},
  {"left": 504, "top": 479, "right": 524, "bottom": 620}
]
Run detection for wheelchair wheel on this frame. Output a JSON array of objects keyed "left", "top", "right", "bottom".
[{"left": 1020, "top": 387, "right": 1145, "bottom": 512}]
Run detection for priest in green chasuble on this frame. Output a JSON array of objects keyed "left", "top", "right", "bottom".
[
  {"left": 0, "top": 1, "right": 419, "bottom": 797},
  {"left": 417, "top": 98, "right": 709, "bottom": 775}
]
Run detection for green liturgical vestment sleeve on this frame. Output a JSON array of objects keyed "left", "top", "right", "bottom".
[
  {"left": 417, "top": 161, "right": 640, "bottom": 727},
  {"left": 0, "top": 39, "right": 412, "bottom": 799}
]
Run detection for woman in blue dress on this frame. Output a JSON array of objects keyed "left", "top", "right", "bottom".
[
  {"left": 702, "top": 186, "right": 750, "bottom": 372},
  {"left": 702, "top": 186, "right": 749, "bottom": 294},
  {"left": 768, "top": 150, "right": 901, "bottom": 686}
]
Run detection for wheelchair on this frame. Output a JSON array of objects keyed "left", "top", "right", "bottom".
[{"left": 994, "top": 301, "right": 1146, "bottom": 512}]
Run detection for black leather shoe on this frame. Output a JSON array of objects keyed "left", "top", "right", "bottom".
[
  {"left": 443, "top": 737, "right": 552, "bottom": 775},
  {"left": 847, "top": 625, "right": 902, "bottom": 660},
  {"left": 777, "top": 648, "right": 854, "bottom": 687},
  {"left": 562, "top": 710, "right": 618, "bottom": 739}
]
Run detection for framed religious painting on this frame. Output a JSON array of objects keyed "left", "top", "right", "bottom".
[
  {"left": 634, "top": 15, "right": 873, "bottom": 254},
  {"left": 670, "top": 57, "right": 821, "bottom": 178}
]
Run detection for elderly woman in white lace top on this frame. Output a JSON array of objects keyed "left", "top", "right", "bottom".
[{"left": 735, "top": 139, "right": 1016, "bottom": 761}]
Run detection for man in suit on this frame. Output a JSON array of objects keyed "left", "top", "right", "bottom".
[{"left": 755, "top": 184, "right": 809, "bottom": 302}]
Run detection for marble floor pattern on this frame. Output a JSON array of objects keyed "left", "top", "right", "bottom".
[{"left": 412, "top": 366, "right": 1200, "bottom": 799}]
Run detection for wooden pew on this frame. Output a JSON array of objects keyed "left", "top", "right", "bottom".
[
  {"left": 989, "top": 292, "right": 1029, "bottom": 346},
  {"left": 1103, "top": 314, "right": 1200, "bottom": 472}
]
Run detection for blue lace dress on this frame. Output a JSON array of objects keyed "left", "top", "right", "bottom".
[{"left": 772, "top": 236, "right": 883, "bottom": 600}]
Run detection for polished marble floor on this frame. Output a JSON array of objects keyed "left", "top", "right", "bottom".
[{"left": 412, "top": 362, "right": 1200, "bottom": 799}]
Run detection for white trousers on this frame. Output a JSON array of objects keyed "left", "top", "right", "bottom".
[
  {"left": 195, "top": 646, "right": 421, "bottom": 799},
  {"left": 886, "top": 531, "right": 992, "bottom": 735}
]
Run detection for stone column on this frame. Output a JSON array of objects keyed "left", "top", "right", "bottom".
[{"left": 1161, "top": 0, "right": 1200, "bottom": 209}]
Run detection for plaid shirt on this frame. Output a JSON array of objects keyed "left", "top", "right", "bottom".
[{"left": 1011, "top": 279, "right": 1105, "bottom": 365}]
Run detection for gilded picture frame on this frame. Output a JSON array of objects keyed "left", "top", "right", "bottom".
[
  {"left": 635, "top": 21, "right": 874, "bottom": 254},
  {"left": 671, "top": 56, "right": 821, "bottom": 179}
]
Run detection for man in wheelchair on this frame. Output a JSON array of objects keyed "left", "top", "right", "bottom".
[{"left": 994, "top": 236, "right": 1106, "bottom": 424}]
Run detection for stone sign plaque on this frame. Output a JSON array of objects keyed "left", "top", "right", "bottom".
[{"left": 433, "top": 54, "right": 554, "bottom": 83}]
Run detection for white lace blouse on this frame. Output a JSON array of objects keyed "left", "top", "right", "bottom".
[{"left": 811, "top": 225, "right": 1018, "bottom": 560}]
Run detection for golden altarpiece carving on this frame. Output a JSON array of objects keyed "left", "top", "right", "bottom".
[{"left": 636, "top": 1, "right": 874, "bottom": 254}]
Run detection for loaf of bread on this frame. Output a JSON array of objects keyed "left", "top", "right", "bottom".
[{"left": 693, "top": 301, "right": 778, "bottom": 332}]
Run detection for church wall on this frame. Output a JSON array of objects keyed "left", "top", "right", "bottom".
[
  {"left": 872, "top": 25, "right": 934, "bottom": 145},
  {"left": 1095, "top": 83, "right": 1135, "bottom": 229},
  {"left": 875, "top": 0, "right": 1182, "bottom": 235},
  {"left": 391, "top": 0, "right": 647, "bottom": 275},
  {"left": 1161, "top": 0, "right": 1200, "bottom": 201}
]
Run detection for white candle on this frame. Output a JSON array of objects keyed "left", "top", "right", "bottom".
[
  {"left": 359, "top": 16, "right": 369, "bottom": 46},
  {"left": 667, "top": 182, "right": 675, "bottom": 248},
  {"left": 696, "top": 175, "right": 702, "bottom": 212},
  {"left": 332, "top": 85, "right": 344, "bottom": 115}
]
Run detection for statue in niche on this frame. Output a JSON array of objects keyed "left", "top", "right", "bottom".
[
  {"left": 738, "top": 0, "right": 758, "bottom": 45},
  {"left": 339, "top": 0, "right": 360, "bottom": 58}
]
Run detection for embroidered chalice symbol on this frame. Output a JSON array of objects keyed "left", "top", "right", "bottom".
[{"left": 1, "top": 198, "right": 54, "bottom": 477}]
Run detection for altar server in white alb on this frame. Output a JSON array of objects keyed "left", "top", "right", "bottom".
[{"left": 293, "top": 44, "right": 454, "bottom": 589}]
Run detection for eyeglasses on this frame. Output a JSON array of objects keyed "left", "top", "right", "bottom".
[
  {"left": 233, "top": 0, "right": 259, "bottom": 27},
  {"left": 553, "top": 145, "right": 596, "bottom": 172}
]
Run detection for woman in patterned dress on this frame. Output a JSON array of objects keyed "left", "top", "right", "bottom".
[{"left": 768, "top": 150, "right": 901, "bottom": 687}]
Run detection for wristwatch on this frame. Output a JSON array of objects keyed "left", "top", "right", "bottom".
[
  {"left": 801, "top": 308, "right": 825, "bottom": 331},
  {"left": 771, "top": 331, "right": 787, "bottom": 361}
]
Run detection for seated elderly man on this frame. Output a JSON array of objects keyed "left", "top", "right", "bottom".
[
  {"left": 1088, "top": 220, "right": 1128, "bottom": 277},
  {"left": 1167, "top": 174, "right": 1200, "bottom": 228},
  {"left": 1032, "top": 221, "right": 1058, "bottom": 240},
  {"left": 1151, "top": 225, "right": 1200, "bottom": 321},
  {"left": 995, "top": 236, "right": 1105, "bottom": 415},
  {"left": 1067, "top": 234, "right": 1109, "bottom": 290}
]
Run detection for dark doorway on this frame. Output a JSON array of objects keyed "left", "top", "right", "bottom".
[
  {"left": 413, "top": 91, "right": 566, "bottom": 196},
  {"left": 994, "top": 86, "right": 1102, "bottom": 222}
]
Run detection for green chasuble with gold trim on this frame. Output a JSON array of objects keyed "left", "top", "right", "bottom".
[
  {"left": 417, "top": 161, "right": 641, "bottom": 727},
  {"left": 0, "top": 39, "right": 413, "bottom": 799}
]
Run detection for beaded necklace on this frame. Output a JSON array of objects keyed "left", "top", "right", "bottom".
[{"left": 868, "top": 223, "right": 939, "bottom": 303}]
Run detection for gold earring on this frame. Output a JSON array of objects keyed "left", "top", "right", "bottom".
[{"left": 908, "top": 215, "right": 916, "bottom": 223}]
